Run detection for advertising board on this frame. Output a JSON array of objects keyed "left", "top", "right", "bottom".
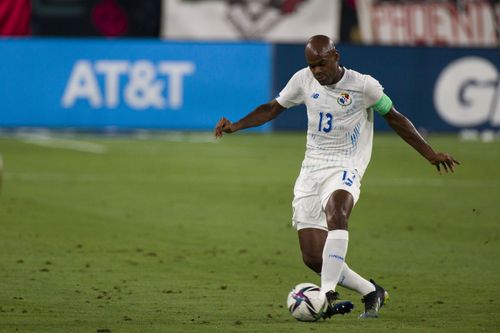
[
  {"left": 272, "top": 44, "right": 499, "bottom": 132},
  {"left": 0, "top": 39, "right": 271, "bottom": 131}
]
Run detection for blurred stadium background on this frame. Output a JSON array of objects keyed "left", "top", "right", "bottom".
[{"left": 0, "top": 1, "right": 499, "bottom": 332}]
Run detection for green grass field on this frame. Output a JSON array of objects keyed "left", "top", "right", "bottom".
[{"left": 0, "top": 132, "right": 499, "bottom": 333}]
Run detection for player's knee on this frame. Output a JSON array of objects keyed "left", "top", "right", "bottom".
[
  {"left": 326, "top": 207, "right": 349, "bottom": 230},
  {"left": 325, "top": 191, "right": 353, "bottom": 230},
  {"left": 302, "top": 253, "right": 322, "bottom": 274}
]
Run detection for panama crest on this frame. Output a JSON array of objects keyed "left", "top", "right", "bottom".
[{"left": 337, "top": 92, "right": 352, "bottom": 107}]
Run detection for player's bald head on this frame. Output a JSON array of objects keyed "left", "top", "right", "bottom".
[
  {"left": 304, "top": 35, "right": 342, "bottom": 86},
  {"left": 305, "top": 35, "right": 336, "bottom": 59}
]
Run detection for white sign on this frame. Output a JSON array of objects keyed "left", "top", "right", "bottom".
[
  {"left": 162, "top": 0, "right": 341, "bottom": 42},
  {"left": 357, "top": 0, "right": 498, "bottom": 47},
  {"left": 434, "top": 57, "right": 499, "bottom": 127},
  {"left": 62, "top": 60, "right": 195, "bottom": 110}
]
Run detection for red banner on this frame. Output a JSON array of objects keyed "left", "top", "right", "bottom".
[
  {"left": 357, "top": 0, "right": 498, "bottom": 47},
  {"left": 0, "top": 0, "right": 31, "bottom": 36}
]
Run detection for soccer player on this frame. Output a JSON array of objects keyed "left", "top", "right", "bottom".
[{"left": 214, "top": 35, "right": 460, "bottom": 319}]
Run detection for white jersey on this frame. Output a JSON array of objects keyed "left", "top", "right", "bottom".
[{"left": 276, "top": 67, "right": 385, "bottom": 178}]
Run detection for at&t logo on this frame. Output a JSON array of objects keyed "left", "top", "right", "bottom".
[{"left": 62, "top": 60, "right": 195, "bottom": 110}]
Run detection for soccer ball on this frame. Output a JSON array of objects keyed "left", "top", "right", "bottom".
[{"left": 287, "top": 283, "right": 327, "bottom": 322}]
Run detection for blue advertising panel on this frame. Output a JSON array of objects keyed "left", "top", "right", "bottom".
[
  {"left": 273, "top": 44, "right": 499, "bottom": 132},
  {"left": 0, "top": 39, "right": 271, "bottom": 130}
]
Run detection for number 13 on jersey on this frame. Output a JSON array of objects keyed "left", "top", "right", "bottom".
[{"left": 318, "top": 112, "right": 333, "bottom": 133}]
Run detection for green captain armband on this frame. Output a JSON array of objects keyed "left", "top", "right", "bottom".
[{"left": 372, "top": 94, "right": 393, "bottom": 116}]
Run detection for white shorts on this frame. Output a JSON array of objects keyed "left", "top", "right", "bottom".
[{"left": 292, "top": 167, "right": 361, "bottom": 231}]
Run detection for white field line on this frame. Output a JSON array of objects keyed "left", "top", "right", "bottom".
[
  {"left": 131, "top": 131, "right": 218, "bottom": 143},
  {"left": 4, "top": 172, "right": 500, "bottom": 188},
  {"left": 365, "top": 178, "right": 500, "bottom": 188},
  {"left": 17, "top": 134, "right": 107, "bottom": 154},
  {"left": 156, "top": 132, "right": 217, "bottom": 143}
]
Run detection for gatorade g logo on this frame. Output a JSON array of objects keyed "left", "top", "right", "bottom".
[{"left": 434, "top": 57, "right": 499, "bottom": 127}]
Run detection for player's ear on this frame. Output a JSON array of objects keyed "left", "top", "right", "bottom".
[{"left": 333, "top": 50, "right": 340, "bottom": 63}]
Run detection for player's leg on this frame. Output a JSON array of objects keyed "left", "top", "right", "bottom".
[
  {"left": 321, "top": 189, "right": 353, "bottom": 293},
  {"left": 296, "top": 225, "right": 353, "bottom": 317},
  {"left": 338, "top": 263, "right": 375, "bottom": 295},
  {"left": 292, "top": 171, "right": 328, "bottom": 275},
  {"left": 292, "top": 170, "right": 354, "bottom": 317},
  {"left": 297, "top": 227, "right": 376, "bottom": 295},
  {"left": 297, "top": 230, "right": 376, "bottom": 296},
  {"left": 339, "top": 264, "right": 389, "bottom": 318},
  {"left": 320, "top": 190, "right": 388, "bottom": 318},
  {"left": 297, "top": 227, "right": 326, "bottom": 274},
  {"left": 295, "top": 173, "right": 388, "bottom": 318}
]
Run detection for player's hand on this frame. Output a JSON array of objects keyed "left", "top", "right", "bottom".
[
  {"left": 214, "top": 117, "right": 235, "bottom": 138},
  {"left": 429, "top": 152, "right": 460, "bottom": 174}
]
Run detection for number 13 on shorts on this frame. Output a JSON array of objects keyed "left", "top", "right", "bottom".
[{"left": 342, "top": 170, "right": 356, "bottom": 187}]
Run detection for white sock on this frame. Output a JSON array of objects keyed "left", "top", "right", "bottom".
[
  {"left": 321, "top": 229, "right": 349, "bottom": 293},
  {"left": 338, "top": 263, "right": 376, "bottom": 296}
]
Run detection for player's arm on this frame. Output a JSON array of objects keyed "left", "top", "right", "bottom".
[
  {"left": 214, "top": 99, "right": 285, "bottom": 138},
  {"left": 382, "top": 106, "right": 460, "bottom": 174}
]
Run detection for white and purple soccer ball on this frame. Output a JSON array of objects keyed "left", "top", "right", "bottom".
[{"left": 287, "top": 283, "right": 327, "bottom": 322}]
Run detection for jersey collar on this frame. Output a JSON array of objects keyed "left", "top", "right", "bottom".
[{"left": 326, "top": 66, "right": 347, "bottom": 89}]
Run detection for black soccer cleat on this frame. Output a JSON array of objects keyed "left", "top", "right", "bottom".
[
  {"left": 359, "top": 279, "right": 389, "bottom": 319},
  {"left": 322, "top": 291, "right": 354, "bottom": 319}
]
